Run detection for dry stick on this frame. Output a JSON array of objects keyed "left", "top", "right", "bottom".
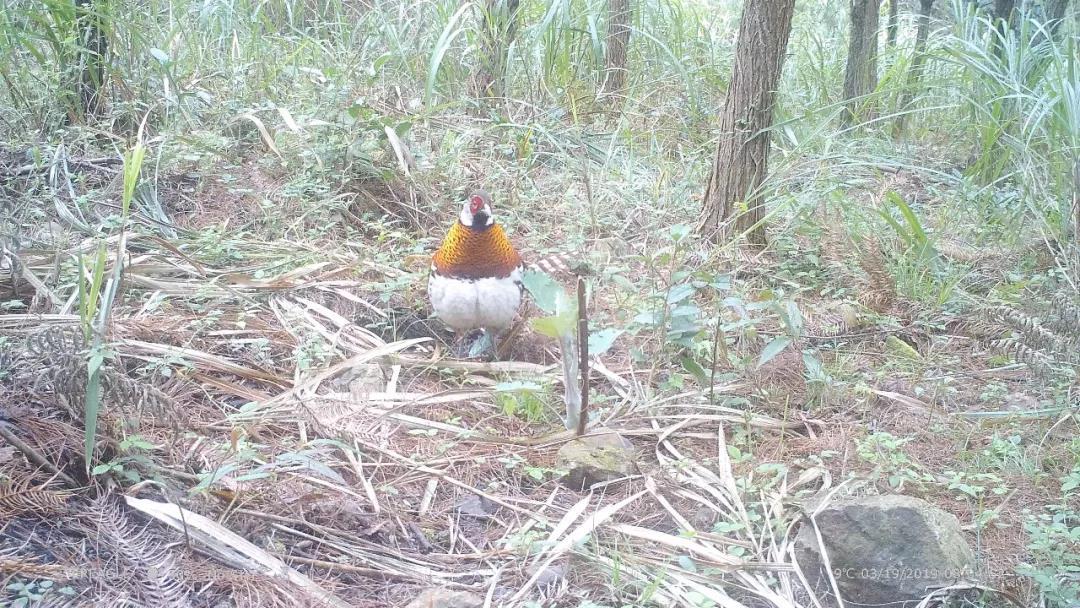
[
  {"left": 576, "top": 275, "right": 589, "bottom": 436},
  {"left": 2, "top": 247, "right": 61, "bottom": 310},
  {"left": 0, "top": 422, "right": 80, "bottom": 488},
  {"left": 707, "top": 294, "right": 730, "bottom": 405},
  {"left": 282, "top": 555, "right": 422, "bottom": 581}
]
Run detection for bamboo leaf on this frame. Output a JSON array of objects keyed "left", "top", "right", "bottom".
[
  {"left": 756, "top": 336, "right": 791, "bottom": 369},
  {"left": 83, "top": 346, "right": 104, "bottom": 471},
  {"left": 425, "top": 3, "right": 470, "bottom": 103}
]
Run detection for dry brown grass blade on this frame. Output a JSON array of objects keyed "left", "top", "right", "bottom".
[
  {"left": 254, "top": 338, "right": 431, "bottom": 414},
  {"left": 117, "top": 339, "right": 291, "bottom": 386},
  {"left": 383, "top": 125, "right": 414, "bottom": 175},
  {"left": 505, "top": 488, "right": 649, "bottom": 604},
  {"left": 274, "top": 295, "right": 385, "bottom": 354},
  {"left": 124, "top": 496, "right": 351, "bottom": 608},
  {"left": 380, "top": 353, "right": 555, "bottom": 375},
  {"left": 1, "top": 247, "right": 60, "bottom": 310},
  {"left": 870, "top": 388, "right": 934, "bottom": 414},
  {"left": 609, "top": 524, "right": 746, "bottom": 568},
  {"left": 191, "top": 372, "right": 275, "bottom": 402},
  {"left": 0, "top": 314, "right": 80, "bottom": 332},
  {"left": 240, "top": 113, "right": 283, "bottom": 159}
]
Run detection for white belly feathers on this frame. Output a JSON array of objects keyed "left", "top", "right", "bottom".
[{"left": 428, "top": 266, "right": 523, "bottom": 331}]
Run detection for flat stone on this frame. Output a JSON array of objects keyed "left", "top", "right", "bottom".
[
  {"left": 556, "top": 430, "right": 637, "bottom": 491},
  {"left": 453, "top": 494, "right": 497, "bottom": 517},
  {"left": 529, "top": 562, "right": 567, "bottom": 590}
]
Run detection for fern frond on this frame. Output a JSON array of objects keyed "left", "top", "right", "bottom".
[
  {"left": 0, "top": 477, "right": 74, "bottom": 519},
  {"left": 83, "top": 495, "right": 190, "bottom": 607}
]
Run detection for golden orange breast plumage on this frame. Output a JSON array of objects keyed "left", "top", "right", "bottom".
[{"left": 432, "top": 221, "right": 522, "bottom": 280}]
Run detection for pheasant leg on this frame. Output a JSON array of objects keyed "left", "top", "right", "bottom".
[{"left": 466, "top": 329, "right": 497, "bottom": 360}]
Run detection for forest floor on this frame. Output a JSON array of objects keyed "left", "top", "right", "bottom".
[{"left": 2, "top": 110, "right": 1075, "bottom": 607}]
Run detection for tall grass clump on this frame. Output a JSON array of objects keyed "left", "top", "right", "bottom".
[{"left": 943, "top": 2, "right": 1079, "bottom": 246}]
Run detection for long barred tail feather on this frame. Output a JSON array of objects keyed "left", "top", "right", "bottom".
[{"left": 525, "top": 252, "right": 576, "bottom": 277}]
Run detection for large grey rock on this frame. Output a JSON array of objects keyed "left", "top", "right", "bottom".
[
  {"left": 795, "top": 494, "right": 977, "bottom": 607},
  {"left": 555, "top": 430, "right": 637, "bottom": 491}
]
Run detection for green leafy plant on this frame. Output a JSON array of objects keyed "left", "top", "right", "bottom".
[
  {"left": 90, "top": 434, "right": 159, "bottom": 484},
  {"left": 1017, "top": 502, "right": 1080, "bottom": 606},
  {"left": 494, "top": 381, "right": 552, "bottom": 423},
  {"left": 6, "top": 580, "right": 76, "bottom": 607},
  {"left": 499, "top": 453, "right": 563, "bottom": 482},
  {"left": 857, "top": 432, "right": 924, "bottom": 490},
  {"left": 523, "top": 268, "right": 619, "bottom": 430},
  {"left": 877, "top": 191, "right": 936, "bottom": 262},
  {"left": 80, "top": 136, "right": 145, "bottom": 474}
]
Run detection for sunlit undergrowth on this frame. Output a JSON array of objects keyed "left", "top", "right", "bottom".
[{"left": 1, "top": 0, "right": 1078, "bottom": 605}]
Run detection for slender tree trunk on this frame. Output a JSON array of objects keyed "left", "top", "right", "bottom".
[
  {"left": 73, "top": 0, "right": 106, "bottom": 120},
  {"left": 894, "top": 0, "right": 935, "bottom": 136},
  {"left": 841, "top": 0, "right": 882, "bottom": 128},
  {"left": 993, "top": 0, "right": 1017, "bottom": 22},
  {"left": 988, "top": 0, "right": 1016, "bottom": 57},
  {"left": 697, "top": 0, "right": 796, "bottom": 245},
  {"left": 1072, "top": 157, "right": 1080, "bottom": 244},
  {"left": 1038, "top": 0, "right": 1071, "bottom": 42},
  {"left": 887, "top": 0, "right": 900, "bottom": 47},
  {"left": 474, "top": 0, "right": 519, "bottom": 99},
  {"left": 603, "top": 0, "right": 632, "bottom": 100}
]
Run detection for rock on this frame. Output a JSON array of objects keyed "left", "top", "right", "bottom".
[
  {"left": 405, "top": 588, "right": 483, "bottom": 608},
  {"left": 885, "top": 335, "right": 921, "bottom": 360},
  {"left": 689, "top": 505, "right": 720, "bottom": 532},
  {"left": 453, "top": 494, "right": 497, "bottom": 517},
  {"left": 529, "top": 562, "right": 567, "bottom": 590},
  {"left": 556, "top": 430, "right": 638, "bottom": 491},
  {"left": 325, "top": 363, "right": 385, "bottom": 394},
  {"left": 1003, "top": 391, "right": 1038, "bottom": 412},
  {"left": 795, "top": 494, "right": 977, "bottom": 607}
]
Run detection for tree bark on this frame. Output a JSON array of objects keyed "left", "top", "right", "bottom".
[
  {"left": 603, "top": 0, "right": 632, "bottom": 100},
  {"left": 992, "top": 0, "right": 1017, "bottom": 22},
  {"left": 474, "top": 0, "right": 519, "bottom": 99},
  {"left": 1072, "top": 157, "right": 1080, "bottom": 245},
  {"left": 73, "top": 0, "right": 106, "bottom": 120},
  {"left": 697, "top": 0, "right": 796, "bottom": 245},
  {"left": 841, "top": 0, "right": 882, "bottom": 128},
  {"left": 1040, "top": 0, "right": 1071, "bottom": 40},
  {"left": 887, "top": 0, "right": 900, "bottom": 47},
  {"left": 894, "top": 0, "right": 935, "bottom": 136},
  {"left": 988, "top": 0, "right": 1016, "bottom": 57}
]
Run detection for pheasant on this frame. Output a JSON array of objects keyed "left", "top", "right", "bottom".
[{"left": 429, "top": 190, "right": 524, "bottom": 356}]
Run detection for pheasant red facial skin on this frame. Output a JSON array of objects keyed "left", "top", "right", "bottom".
[{"left": 432, "top": 221, "right": 522, "bottom": 281}]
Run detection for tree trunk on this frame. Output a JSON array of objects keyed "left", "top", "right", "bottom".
[
  {"left": 1040, "top": 0, "right": 1071, "bottom": 41},
  {"left": 992, "top": 0, "right": 1017, "bottom": 22},
  {"left": 887, "top": 0, "right": 900, "bottom": 47},
  {"left": 474, "top": 0, "right": 519, "bottom": 99},
  {"left": 73, "top": 0, "right": 106, "bottom": 120},
  {"left": 697, "top": 0, "right": 796, "bottom": 245},
  {"left": 988, "top": 0, "right": 1016, "bottom": 57},
  {"left": 841, "top": 0, "right": 882, "bottom": 128},
  {"left": 603, "top": 0, "right": 632, "bottom": 100},
  {"left": 1072, "top": 157, "right": 1080, "bottom": 245},
  {"left": 894, "top": 0, "right": 935, "bottom": 136}
]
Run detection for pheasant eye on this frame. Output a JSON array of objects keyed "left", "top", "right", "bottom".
[{"left": 469, "top": 196, "right": 484, "bottom": 214}]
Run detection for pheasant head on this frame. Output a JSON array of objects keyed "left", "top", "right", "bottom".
[{"left": 431, "top": 190, "right": 522, "bottom": 280}]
